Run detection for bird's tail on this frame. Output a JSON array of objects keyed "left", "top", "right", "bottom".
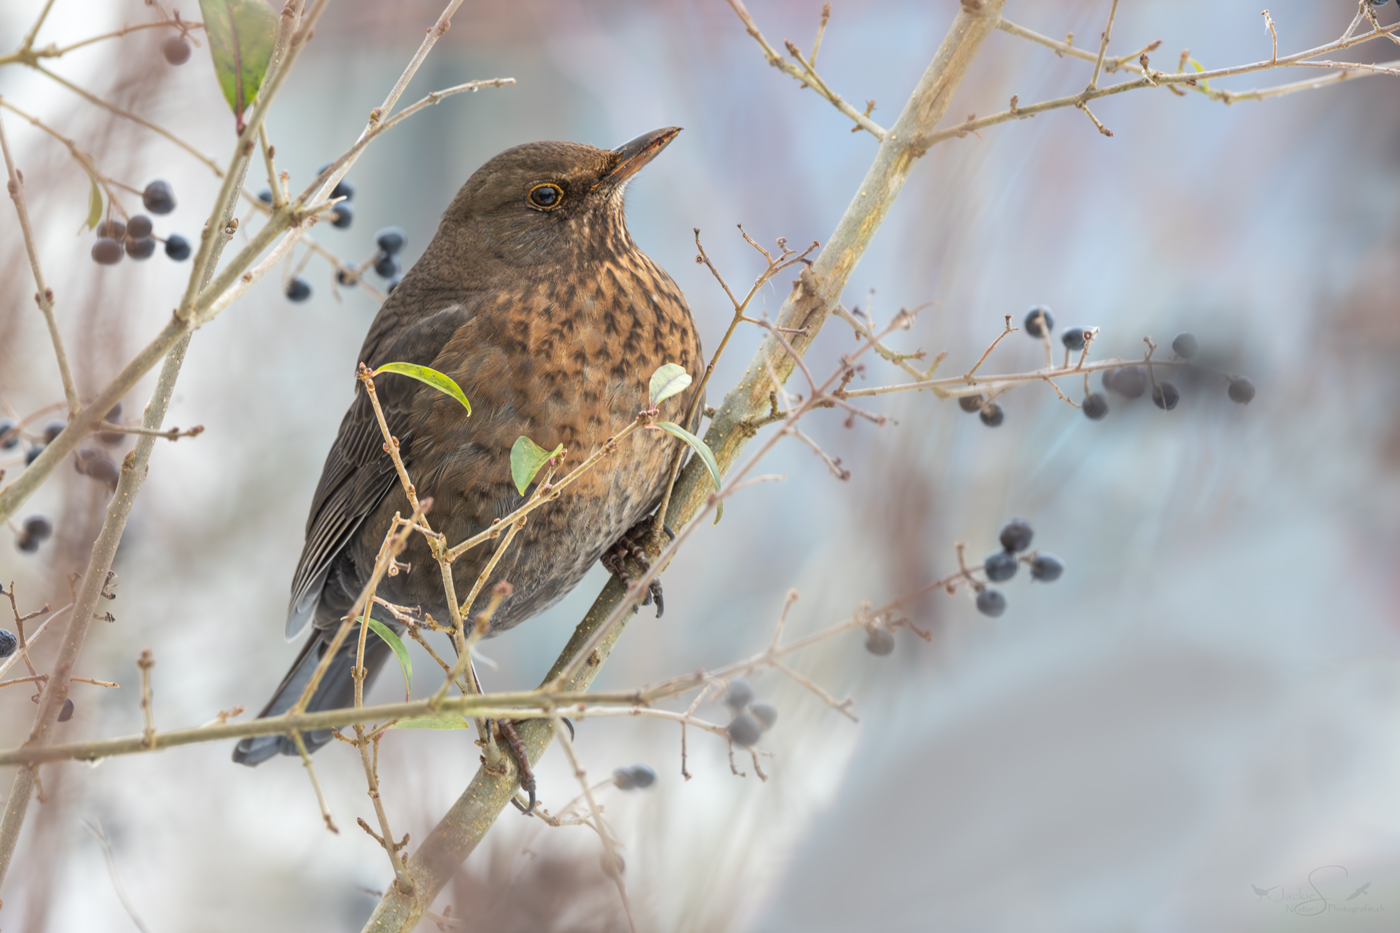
[{"left": 232, "top": 627, "right": 392, "bottom": 766}]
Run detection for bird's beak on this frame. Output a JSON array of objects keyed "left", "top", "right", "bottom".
[{"left": 601, "top": 127, "right": 681, "bottom": 188}]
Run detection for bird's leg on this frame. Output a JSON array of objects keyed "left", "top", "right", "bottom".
[
  {"left": 600, "top": 518, "right": 666, "bottom": 617},
  {"left": 496, "top": 719, "right": 537, "bottom": 815}
]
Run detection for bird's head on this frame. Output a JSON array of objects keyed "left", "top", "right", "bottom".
[{"left": 441, "top": 127, "right": 681, "bottom": 270}]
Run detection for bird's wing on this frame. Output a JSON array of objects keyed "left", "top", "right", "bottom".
[{"left": 285, "top": 302, "right": 474, "bottom": 638}]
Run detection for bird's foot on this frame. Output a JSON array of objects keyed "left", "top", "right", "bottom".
[
  {"left": 498, "top": 719, "right": 537, "bottom": 815},
  {"left": 600, "top": 521, "right": 666, "bottom": 617}
]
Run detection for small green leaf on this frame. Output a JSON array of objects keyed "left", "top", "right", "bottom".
[
  {"left": 84, "top": 172, "right": 102, "bottom": 231},
  {"left": 648, "top": 362, "right": 692, "bottom": 408},
  {"left": 654, "top": 421, "right": 720, "bottom": 490},
  {"left": 198, "top": 0, "right": 278, "bottom": 131},
  {"left": 366, "top": 617, "right": 412, "bottom": 700},
  {"left": 373, "top": 361, "right": 471, "bottom": 414},
  {"left": 1189, "top": 58, "right": 1211, "bottom": 92},
  {"left": 511, "top": 435, "right": 563, "bottom": 497},
  {"left": 390, "top": 710, "right": 473, "bottom": 730}
]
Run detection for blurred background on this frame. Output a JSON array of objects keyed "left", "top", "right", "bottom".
[{"left": 2, "top": 0, "right": 1399, "bottom": 930}]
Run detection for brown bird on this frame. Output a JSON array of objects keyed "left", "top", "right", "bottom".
[{"left": 234, "top": 128, "right": 701, "bottom": 768}]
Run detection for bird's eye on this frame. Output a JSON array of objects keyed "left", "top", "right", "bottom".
[{"left": 528, "top": 183, "right": 563, "bottom": 210}]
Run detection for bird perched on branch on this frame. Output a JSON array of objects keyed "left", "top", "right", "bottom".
[{"left": 234, "top": 128, "right": 702, "bottom": 768}]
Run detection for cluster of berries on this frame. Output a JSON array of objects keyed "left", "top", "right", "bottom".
[
  {"left": 722, "top": 677, "right": 779, "bottom": 747},
  {"left": 975, "top": 518, "right": 1063, "bottom": 617},
  {"left": 14, "top": 515, "right": 53, "bottom": 554},
  {"left": 611, "top": 763, "right": 658, "bottom": 790},
  {"left": 960, "top": 307, "right": 1256, "bottom": 426},
  {"left": 90, "top": 181, "right": 189, "bottom": 265}
]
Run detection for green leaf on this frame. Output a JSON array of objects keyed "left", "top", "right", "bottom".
[
  {"left": 648, "top": 362, "right": 692, "bottom": 408},
  {"left": 654, "top": 421, "right": 721, "bottom": 491},
  {"left": 390, "top": 710, "right": 473, "bottom": 730},
  {"left": 1189, "top": 58, "right": 1211, "bottom": 92},
  {"left": 84, "top": 172, "right": 102, "bottom": 231},
  {"left": 366, "top": 617, "right": 412, "bottom": 700},
  {"left": 198, "top": 0, "right": 278, "bottom": 131},
  {"left": 373, "top": 362, "right": 471, "bottom": 414},
  {"left": 511, "top": 435, "right": 563, "bottom": 497}
]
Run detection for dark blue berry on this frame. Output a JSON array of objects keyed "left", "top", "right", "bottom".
[
  {"left": 25, "top": 444, "right": 43, "bottom": 466},
  {"left": 0, "top": 419, "right": 19, "bottom": 450},
  {"left": 1228, "top": 377, "right": 1255, "bottom": 404},
  {"left": 126, "top": 214, "right": 153, "bottom": 239},
  {"left": 162, "top": 35, "right": 191, "bottom": 65},
  {"left": 727, "top": 712, "right": 762, "bottom": 747},
  {"left": 374, "top": 253, "right": 400, "bottom": 278},
  {"left": 375, "top": 227, "right": 407, "bottom": 255},
  {"left": 1110, "top": 366, "right": 1147, "bottom": 399},
  {"left": 58, "top": 697, "right": 74, "bottom": 722},
  {"left": 1024, "top": 306, "right": 1054, "bottom": 338},
  {"left": 386, "top": 276, "right": 403, "bottom": 294},
  {"left": 164, "top": 234, "right": 191, "bottom": 261},
  {"left": 331, "top": 178, "right": 354, "bottom": 202},
  {"left": 958, "top": 394, "right": 985, "bottom": 413},
  {"left": 92, "top": 238, "right": 123, "bottom": 265},
  {"left": 984, "top": 550, "right": 1018, "bottom": 582},
  {"left": 142, "top": 180, "right": 176, "bottom": 215},
  {"left": 330, "top": 202, "right": 353, "bottom": 229},
  {"left": 42, "top": 421, "right": 65, "bottom": 443},
  {"left": 750, "top": 702, "right": 778, "bottom": 730},
  {"left": 1152, "top": 381, "right": 1180, "bottom": 410},
  {"left": 725, "top": 678, "right": 753, "bottom": 711},
  {"left": 23, "top": 515, "right": 52, "bottom": 541},
  {"left": 979, "top": 403, "right": 1004, "bottom": 427},
  {"left": 1171, "top": 332, "right": 1198, "bottom": 359},
  {"left": 1061, "top": 327, "right": 1089, "bottom": 351},
  {"left": 613, "top": 764, "right": 657, "bottom": 790},
  {"left": 1029, "top": 553, "right": 1064, "bottom": 582},
  {"left": 96, "top": 219, "right": 126, "bottom": 240},
  {"left": 286, "top": 277, "right": 311, "bottom": 302},
  {"left": 257, "top": 188, "right": 273, "bottom": 204},
  {"left": 865, "top": 627, "right": 895, "bottom": 655},
  {"left": 0, "top": 629, "right": 16, "bottom": 658},
  {"left": 999, "top": 518, "right": 1034, "bottom": 552},
  {"left": 1082, "top": 392, "right": 1109, "bottom": 420},
  {"left": 975, "top": 589, "right": 1007, "bottom": 617},
  {"left": 125, "top": 237, "right": 157, "bottom": 260}
]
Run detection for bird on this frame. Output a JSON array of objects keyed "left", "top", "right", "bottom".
[{"left": 234, "top": 127, "right": 702, "bottom": 769}]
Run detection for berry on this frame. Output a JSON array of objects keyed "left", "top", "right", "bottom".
[
  {"left": 1029, "top": 553, "right": 1064, "bottom": 582},
  {"left": 1171, "top": 332, "right": 1198, "bottom": 360},
  {"left": 125, "top": 237, "right": 157, "bottom": 260},
  {"left": 0, "top": 629, "right": 16, "bottom": 658},
  {"left": 750, "top": 702, "right": 778, "bottom": 730},
  {"left": 1061, "top": 327, "right": 1089, "bottom": 351},
  {"left": 95, "top": 219, "right": 126, "bottom": 240},
  {"left": 100, "top": 403, "right": 124, "bottom": 446},
  {"left": 374, "top": 253, "right": 400, "bottom": 278},
  {"left": 386, "top": 276, "right": 403, "bottom": 294},
  {"left": 725, "top": 677, "right": 754, "bottom": 711},
  {"left": 613, "top": 764, "right": 657, "bottom": 790},
  {"left": 162, "top": 35, "right": 191, "bottom": 65},
  {"left": 164, "top": 234, "right": 191, "bottom": 261},
  {"left": 42, "top": 421, "right": 65, "bottom": 443},
  {"left": 1101, "top": 369, "right": 1118, "bottom": 392},
  {"left": 376, "top": 227, "right": 407, "bottom": 255},
  {"left": 336, "top": 268, "right": 359, "bottom": 287},
  {"left": 58, "top": 697, "right": 74, "bottom": 722},
  {"left": 23, "top": 515, "right": 53, "bottom": 541},
  {"left": 865, "top": 627, "right": 895, "bottom": 656},
  {"left": 1082, "top": 392, "right": 1109, "bottom": 420},
  {"left": 1110, "top": 366, "right": 1147, "bottom": 399},
  {"left": 330, "top": 202, "right": 353, "bottom": 229},
  {"left": 999, "top": 518, "right": 1034, "bottom": 552},
  {"left": 142, "top": 180, "right": 176, "bottom": 215},
  {"left": 25, "top": 444, "right": 44, "bottom": 466},
  {"left": 332, "top": 178, "right": 355, "bottom": 201},
  {"left": 125, "top": 214, "right": 153, "bottom": 239},
  {"left": 257, "top": 188, "right": 273, "bottom": 204},
  {"left": 286, "top": 277, "right": 311, "bottom": 302},
  {"left": 975, "top": 589, "right": 1007, "bottom": 618},
  {"left": 979, "top": 403, "right": 1004, "bottom": 427},
  {"left": 0, "top": 419, "right": 19, "bottom": 450},
  {"left": 727, "top": 712, "right": 762, "bottom": 747},
  {"left": 75, "top": 447, "right": 120, "bottom": 490},
  {"left": 1152, "top": 381, "right": 1180, "bottom": 410},
  {"left": 958, "top": 394, "right": 985, "bottom": 413},
  {"left": 1024, "top": 306, "right": 1054, "bottom": 338},
  {"left": 984, "top": 550, "right": 1019, "bottom": 582},
  {"left": 1228, "top": 377, "right": 1255, "bottom": 404},
  {"left": 16, "top": 533, "right": 39, "bottom": 554},
  {"left": 91, "top": 237, "right": 123, "bottom": 265}
]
